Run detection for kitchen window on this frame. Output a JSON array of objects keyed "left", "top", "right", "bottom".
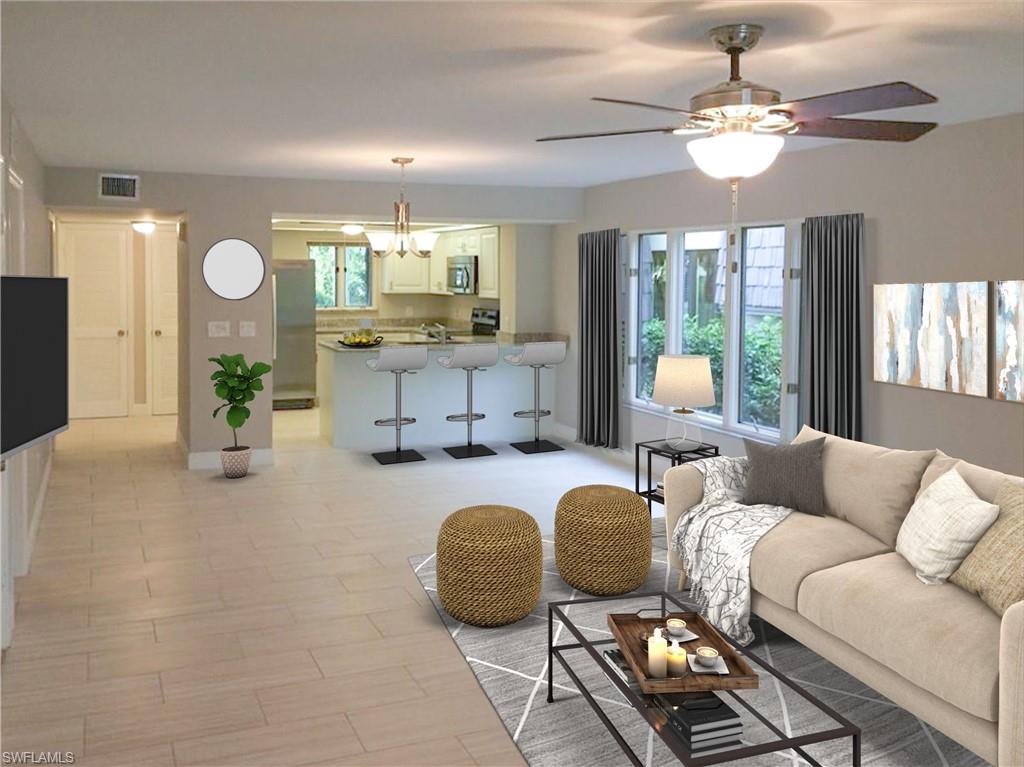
[
  {"left": 625, "top": 222, "right": 801, "bottom": 442},
  {"left": 307, "top": 243, "right": 373, "bottom": 309}
]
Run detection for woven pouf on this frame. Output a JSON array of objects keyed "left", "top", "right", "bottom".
[
  {"left": 436, "top": 505, "right": 542, "bottom": 627},
  {"left": 555, "top": 485, "right": 651, "bottom": 596}
]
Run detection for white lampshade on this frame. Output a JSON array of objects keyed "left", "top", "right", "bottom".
[
  {"left": 411, "top": 230, "right": 439, "bottom": 253},
  {"left": 340, "top": 224, "right": 364, "bottom": 236},
  {"left": 131, "top": 221, "right": 156, "bottom": 235},
  {"left": 686, "top": 131, "right": 784, "bottom": 180},
  {"left": 652, "top": 355, "right": 716, "bottom": 408},
  {"left": 365, "top": 231, "right": 394, "bottom": 253}
]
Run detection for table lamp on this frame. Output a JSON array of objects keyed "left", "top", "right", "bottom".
[{"left": 652, "top": 355, "right": 715, "bottom": 450}]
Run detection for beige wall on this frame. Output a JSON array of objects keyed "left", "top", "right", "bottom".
[
  {"left": 45, "top": 168, "right": 581, "bottom": 456},
  {"left": 1, "top": 97, "right": 54, "bottom": 582},
  {"left": 552, "top": 113, "right": 1024, "bottom": 473}
]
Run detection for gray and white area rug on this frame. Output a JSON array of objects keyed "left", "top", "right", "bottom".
[{"left": 410, "top": 530, "right": 987, "bottom": 767}]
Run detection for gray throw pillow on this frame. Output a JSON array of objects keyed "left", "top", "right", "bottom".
[{"left": 743, "top": 437, "right": 826, "bottom": 516}]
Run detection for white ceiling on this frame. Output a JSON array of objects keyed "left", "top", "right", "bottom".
[{"left": 3, "top": 2, "right": 1021, "bottom": 187}]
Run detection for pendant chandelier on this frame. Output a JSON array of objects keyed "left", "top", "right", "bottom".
[{"left": 366, "top": 157, "right": 438, "bottom": 259}]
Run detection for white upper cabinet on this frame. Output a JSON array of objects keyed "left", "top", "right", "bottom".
[
  {"left": 381, "top": 226, "right": 499, "bottom": 297},
  {"left": 381, "top": 250, "right": 430, "bottom": 293},
  {"left": 429, "top": 233, "right": 452, "bottom": 295},
  {"left": 478, "top": 227, "right": 499, "bottom": 299}
]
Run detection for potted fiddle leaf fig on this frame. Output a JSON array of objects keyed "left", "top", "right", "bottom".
[{"left": 209, "top": 353, "right": 272, "bottom": 478}]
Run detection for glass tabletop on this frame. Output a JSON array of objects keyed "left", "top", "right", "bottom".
[{"left": 547, "top": 591, "right": 860, "bottom": 767}]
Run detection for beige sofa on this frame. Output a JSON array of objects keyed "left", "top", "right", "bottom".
[{"left": 662, "top": 427, "right": 1023, "bottom": 766}]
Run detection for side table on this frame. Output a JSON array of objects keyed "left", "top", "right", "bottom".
[{"left": 634, "top": 440, "right": 719, "bottom": 512}]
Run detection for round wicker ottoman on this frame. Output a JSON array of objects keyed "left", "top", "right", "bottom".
[
  {"left": 555, "top": 485, "right": 651, "bottom": 596},
  {"left": 436, "top": 505, "right": 542, "bottom": 627}
]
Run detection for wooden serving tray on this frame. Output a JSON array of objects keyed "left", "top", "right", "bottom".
[{"left": 607, "top": 611, "right": 759, "bottom": 694}]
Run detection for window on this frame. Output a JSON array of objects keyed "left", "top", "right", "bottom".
[
  {"left": 635, "top": 233, "right": 667, "bottom": 399},
  {"left": 626, "top": 222, "right": 801, "bottom": 441},
  {"left": 680, "top": 230, "right": 727, "bottom": 415},
  {"left": 307, "top": 244, "right": 372, "bottom": 308},
  {"left": 739, "top": 226, "right": 785, "bottom": 431}
]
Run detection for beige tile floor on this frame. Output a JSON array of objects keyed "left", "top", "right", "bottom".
[{"left": 2, "top": 411, "right": 634, "bottom": 766}]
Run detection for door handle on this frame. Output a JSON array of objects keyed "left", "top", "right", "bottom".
[
  {"left": 154, "top": 329, "right": 162, "bottom": 337},
  {"left": 117, "top": 329, "right": 126, "bottom": 337}
]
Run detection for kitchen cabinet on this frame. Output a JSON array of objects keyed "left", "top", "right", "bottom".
[
  {"left": 381, "top": 250, "right": 430, "bottom": 293},
  {"left": 429, "top": 232, "right": 452, "bottom": 295},
  {"left": 478, "top": 227, "right": 499, "bottom": 299}
]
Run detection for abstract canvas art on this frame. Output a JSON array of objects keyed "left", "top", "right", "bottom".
[
  {"left": 874, "top": 282, "right": 988, "bottom": 396},
  {"left": 995, "top": 279, "right": 1023, "bottom": 402}
]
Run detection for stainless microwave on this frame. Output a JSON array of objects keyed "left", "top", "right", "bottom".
[{"left": 447, "top": 256, "right": 478, "bottom": 294}]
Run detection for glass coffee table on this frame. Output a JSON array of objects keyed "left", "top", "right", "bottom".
[{"left": 547, "top": 591, "right": 861, "bottom": 766}]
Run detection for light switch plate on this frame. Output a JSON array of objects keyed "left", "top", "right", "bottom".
[
  {"left": 239, "top": 321, "right": 256, "bottom": 337},
  {"left": 208, "top": 321, "right": 231, "bottom": 338}
]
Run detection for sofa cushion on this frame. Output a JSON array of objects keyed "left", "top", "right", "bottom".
[
  {"left": 797, "top": 552, "right": 1001, "bottom": 721},
  {"left": 750, "top": 512, "right": 890, "bottom": 610},
  {"left": 919, "top": 449, "right": 1024, "bottom": 504},
  {"left": 951, "top": 481, "right": 1024, "bottom": 615},
  {"left": 792, "top": 426, "right": 935, "bottom": 547}
]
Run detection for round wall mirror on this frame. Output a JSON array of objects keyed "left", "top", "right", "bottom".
[{"left": 202, "top": 238, "right": 265, "bottom": 300}]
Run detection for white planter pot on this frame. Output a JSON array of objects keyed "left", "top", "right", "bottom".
[{"left": 220, "top": 446, "right": 252, "bottom": 478}]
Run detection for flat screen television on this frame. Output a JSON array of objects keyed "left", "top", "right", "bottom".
[{"left": 1, "top": 276, "right": 69, "bottom": 459}]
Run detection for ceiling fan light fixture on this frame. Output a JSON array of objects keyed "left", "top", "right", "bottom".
[{"left": 686, "top": 130, "right": 784, "bottom": 180}]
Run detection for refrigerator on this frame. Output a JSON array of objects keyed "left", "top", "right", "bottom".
[{"left": 272, "top": 261, "right": 316, "bottom": 408}]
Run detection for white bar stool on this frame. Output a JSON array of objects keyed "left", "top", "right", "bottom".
[
  {"left": 504, "top": 341, "right": 566, "bottom": 454},
  {"left": 437, "top": 343, "right": 500, "bottom": 459},
  {"left": 366, "top": 346, "right": 429, "bottom": 465}
]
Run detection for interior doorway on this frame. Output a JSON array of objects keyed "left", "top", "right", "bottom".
[{"left": 55, "top": 218, "right": 179, "bottom": 418}]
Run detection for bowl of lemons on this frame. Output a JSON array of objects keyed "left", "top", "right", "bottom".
[{"left": 338, "top": 328, "right": 383, "bottom": 348}]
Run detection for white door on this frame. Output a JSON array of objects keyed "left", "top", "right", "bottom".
[
  {"left": 60, "top": 222, "right": 131, "bottom": 418},
  {"left": 149, "top": 225, "right": 178, "bottom": 415},
  {"left": 478, "top": 227, "right": 499, "bottom": 299}
]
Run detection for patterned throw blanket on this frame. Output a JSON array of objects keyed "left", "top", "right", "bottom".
[{"left": 669, "top": 456, "right": 792, "bottom": 645}]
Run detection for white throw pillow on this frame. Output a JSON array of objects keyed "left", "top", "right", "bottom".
[{"left": 896, "top": 468, "right": 999, "bottom": 584}]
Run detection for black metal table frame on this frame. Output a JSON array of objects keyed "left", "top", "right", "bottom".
[
  {"left": 635, "top": 441, "right": 719, "bottom": 511},
  {"left": 547, "top": 591, "right": 861, "bottom": 767}
]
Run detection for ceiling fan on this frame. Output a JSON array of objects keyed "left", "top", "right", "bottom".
[{"left": 537, "top": 23, "right": 938, "bottom": 180}]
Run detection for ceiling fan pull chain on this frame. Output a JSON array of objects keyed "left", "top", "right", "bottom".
[{"left": 729, "top": 179, "right": 740, "bottom": 273}]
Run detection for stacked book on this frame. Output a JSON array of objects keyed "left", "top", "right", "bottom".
[
  {"left": 654, "top": 693, "right": 743, "bottom": 757},
  {"left": 603, "top": 650, "right": 744, "bottom": 757}
]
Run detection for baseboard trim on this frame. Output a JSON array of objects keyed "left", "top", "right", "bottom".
[
  {"left": 187, "top": 448, "right": 274, "bottom": 471},
  {"left": 550, "top": 422, "right": 577, "bottom": 442}
]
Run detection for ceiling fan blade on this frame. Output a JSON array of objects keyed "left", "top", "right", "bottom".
[
  {"left": 791, "top": 117, "right": 937, "bottom": 142},
  {"left": 775, "top": 82, "right": 937, "bottom": 122},
  {"left": 536, "top": 126, "right": 678, "bottom": 142},
  {"left": 591, "top": 97, "right": 703, "bottom": 119}
]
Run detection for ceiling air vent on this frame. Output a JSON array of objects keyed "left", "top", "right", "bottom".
[{"left": 98, "top": 173, "right": 140, "bottom": 201}]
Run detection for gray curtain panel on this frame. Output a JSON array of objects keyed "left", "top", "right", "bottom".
[
  {"left": 800, "top": 213, "right": 863, "bottom": 440},
  {"left": 577, "top": 228, "right": 620, "bottom": 448}
]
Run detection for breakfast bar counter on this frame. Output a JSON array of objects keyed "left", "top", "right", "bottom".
[{"left": 316, "top": 339, "right": 560, "bottom": 451}]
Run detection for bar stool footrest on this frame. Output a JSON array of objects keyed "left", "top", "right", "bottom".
[
  {"left": 372, "top": 449, "right": 426, "bottom": 465},
  {"left": 374, "top": 417, "right": 416, "bottom": 427},
  {"left": 510, "top": 439, "right": 564, "bottom": 455},
  {"left": 445, "top": 413, "right": 485, "bottom": 423},
  {"left": 513, "top": 409, "right": 551, "bottom": 419}
]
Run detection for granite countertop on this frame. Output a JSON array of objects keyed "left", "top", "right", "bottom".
[{"left": 319, "top": 330, "right": 569, "bottom": 353}]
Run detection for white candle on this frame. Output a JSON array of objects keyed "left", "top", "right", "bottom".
[
  {"left": 667, "top": 639, "right": 688, "bottom": 677},
  {"left": 648, "top": 627, "right": 668, "bottom": 678}
]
